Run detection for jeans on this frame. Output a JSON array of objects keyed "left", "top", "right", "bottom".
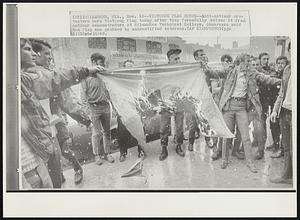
[
  {"left": 222, "top": 98, "right": 253, "bottom": 162},
  {"left": 234, "top": 110, "right": 265, "bottom": 153},
  {"left": 279, "top": 108, "right": 292, "bottom": 180},
  {"left": 90, "top": 103, "right": 111, "bottom": 156},
  {"left": 160, "top": 110, "right": 184, "bottom": 147}
]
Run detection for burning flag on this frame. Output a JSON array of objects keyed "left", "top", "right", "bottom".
[{"left": 99, "top": 63, "right": 234, "bottom": 148}]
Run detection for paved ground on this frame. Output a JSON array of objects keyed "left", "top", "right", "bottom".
[{"left": 62, "top": 136, "right": 292, "bottom": 189}]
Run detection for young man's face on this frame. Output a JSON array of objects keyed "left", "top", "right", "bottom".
[
  {"left": 36, "top": 45, "right": 52, "bottom": 68},
  {"left": 92, "top": 59, "right": 105, "bottom": 67},
  {"left": 260, "top": 54, "right": 270, "bottom": 67},
  {"left": 222, "top": 57, "right": 232, "bottom": 68},
  {"left": 195, "top": 51, "right": 207, "bottom": 63},
  {"left": 21, "top": 42, "right": 37, "bottom": 69},
  {"left": 250, "top": 59, "right": 260, "bottom": 70},
  {"left": 277, "top": 59, "right": 287, "bottom": 72},
  {"left": 169, "top": 53, "right": 181, "bottom": 64}
]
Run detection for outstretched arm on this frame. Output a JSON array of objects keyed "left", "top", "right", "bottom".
[
  {"left": 25, "top": 65, "right": 104, "bottom": 100},
  {"left": 254, "top": 71, "right": 281, "bottom": 86}
]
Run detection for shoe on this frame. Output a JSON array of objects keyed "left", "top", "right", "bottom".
[
  {"left": 119, "top": 154, "right": 126, "bottom": 162},
  {"left": 188, "top": 143, "right": 194, "bottom": 151},
  {"left": 94, "top": 155, "right": 104, "bottom": 165},
  {"left": 74, "top": 168, "right": 83, "bottom": 184},
  {"left": 246, "top": 161, "right": 258, "bottom": 173},
  {"left": 220, "top": 160, "right": 228, "bottom": 169},
  {"left": 211, "top": 151, "right": 221, "bottom": 161},
  {"left": 138, "top": 149, "right": 147, "bottom": 159},
  {"left": 105, "top": 154, "right": 115, "bottom": 163},
  {"left": 271, "top": 149, "right": 284, "bottom": 158},
  {"left": 232, "top": 151, "right": 245, "bottom": 160},
  {"left": 61, "top": 173, "right": 66, "bottom": 183},
  {"left": 254, "top": 151, "right": 264, "bottom": 160},
  {"left": 175, "top": 144, "right": 185, "bottom": 157},
  {"left": 270, "top": 177, "right": 292, "bottom": 184},
  {"left": 159, "top": 146, "right": 168, "bottom": 161}
]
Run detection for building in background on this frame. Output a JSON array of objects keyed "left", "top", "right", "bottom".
[{"left": 44, "top": 36, "right": 289, "bottom": 101}]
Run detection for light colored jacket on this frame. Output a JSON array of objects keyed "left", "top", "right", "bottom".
[
  {"left": 205, "top": 64, "right": 281, "bottom": 118},
  {"left": 273, "top": 65, "right": 291, "bottom": 115}
]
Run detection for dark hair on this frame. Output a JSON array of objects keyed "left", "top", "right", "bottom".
[
  {"left": 29, "top": 39, "right": 52, "bottom": 54},
  {"left": 250, "top": 56, "right": 258, "bottom": 61},
  {"left": 123, "top": 59, "right": 134, "bottom": 67},
  {"left": 233, "top": 53, "right": 250, "bottom": 66},
  {"left": 258, "top": 52, "right": 269, "bottom": 60},
  {"left": 193, "top": 49, "right": 204, "bottom": 58},
  {"left": 91, "top": 53, "right": 105, "bottom": 63},
  {"left": 20, "top": 38, "right": 31, "bottom": 49},
  {"left": 220, "top": 54, "right": 233, "bottom": 62},
  {"left": 276, "top": 56, "right": 288, "bottom": 64}
]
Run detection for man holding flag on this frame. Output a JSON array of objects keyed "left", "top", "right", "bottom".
[{"left": 158, "top": 48, "right": 186, "bottom": 161}]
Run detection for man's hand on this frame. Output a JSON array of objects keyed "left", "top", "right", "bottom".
[
  {"left": 152, "top": 106, "right": 162, "bottom": 113},
  {"left": 88, "top": 65, "right": 106, "bottom": 75},
  {"left": 270, "top": 112, "right": 277, "bottom": 123}
]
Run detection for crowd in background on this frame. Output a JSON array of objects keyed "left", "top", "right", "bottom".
[{"left": 20, "top": 37, "right": 293, "bottom": 189}]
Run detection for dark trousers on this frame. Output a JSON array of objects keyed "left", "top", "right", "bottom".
[
  {"left": 47, "top": 140, "right": 62, "bottom": 188},
  {"left": 186, "top": 112, "right": 199, "bottom": 145},
  {"left": 117, "top": 116, "right": 141, "bottom": 155},
  {"left": 55, "top": 122, "right": 81, "bottom": 171},
  {"left": 279, "top": 108, "right": 292, "bottom": 179},
  {"left": 160, "top": 111, "right": 184, "bottom": 147}
]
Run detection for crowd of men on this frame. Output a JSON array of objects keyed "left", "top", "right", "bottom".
[{"left": 20, "top": 37, "right": 293, "bottom": 189}]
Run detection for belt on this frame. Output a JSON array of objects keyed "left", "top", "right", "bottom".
[{"left": 230, "top": 97, "right": 247, "bottom": 101}]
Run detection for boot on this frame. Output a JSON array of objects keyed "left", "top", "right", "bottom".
[
  {"left": 175, "top": 144, "right": 185, "bottom": 157},
  {"left": 246, "top": 160, "right": 258, "bottom": 173},
  {"left": 74, "top": 167, "right": 83, "bottom": 184},
  {"left": 61, "top": 173, "right": 66, "bottom": 183},
  {"left": 188, "top": 143, "right": 194, "bottom": 151},
  {"left": 137, "top": 145, "right": 147, "bottom": 159},
  {"left": 254, "top": 150, "right": 264, "bottom": 160},
  {"left": 271, "top": 148, "right": 284, "bottom": 158},
  {"left": 232, "top": 150, "right": 245, "bottom": 160},
  {"left": 159, "top": 146, "right": 168, "bottom": 161}
]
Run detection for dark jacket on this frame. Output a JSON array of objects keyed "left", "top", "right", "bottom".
[{"left": 257, "top": 66, "right": 281, "bottom": 113}]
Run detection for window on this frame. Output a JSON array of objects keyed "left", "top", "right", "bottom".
[
  {"left": 88, "top": 37, "right": 107, "bottom": 49},
  {"left": 146, "top": 41, "right": 162, "bottom": 54},
  {"left": 169, "top": 43, "right": 180, "bottom": 50},
  {"left": 117, "top": 38, "right": 136, "bottom": 52}
]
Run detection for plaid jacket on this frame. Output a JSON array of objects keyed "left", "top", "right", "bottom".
[{"left": 21, "top": 65, "right": 90, "bottom": 164}]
